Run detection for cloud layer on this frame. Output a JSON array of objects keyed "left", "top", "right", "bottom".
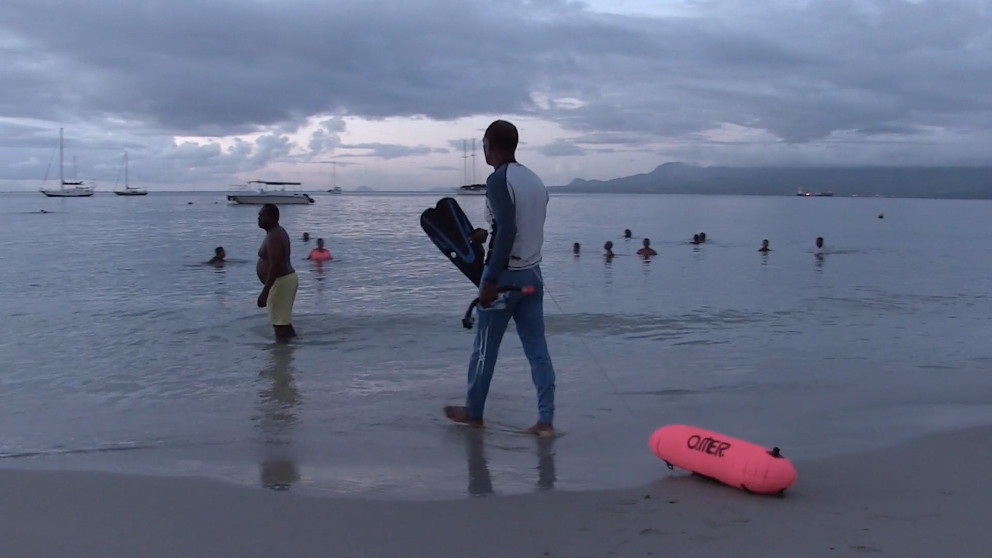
[{"left": 2, "top": 0, "right": 991, "bottom": 189}]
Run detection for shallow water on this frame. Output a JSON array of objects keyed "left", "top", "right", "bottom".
[{"left": 2, "top": 190, "right": 992, "bottom": 499}]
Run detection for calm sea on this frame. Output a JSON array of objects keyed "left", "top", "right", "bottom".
[{"left": 1, "top": 190, "right": 991, "bottom": 499}]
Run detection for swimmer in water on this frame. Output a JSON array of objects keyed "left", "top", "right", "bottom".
[
  {"left": 691, "top": 234, "right": 700, "bottom": 245},
  {"left": 758, "top": 239, "right": 770, "bottom": 253},
  {"left": 637, "top": 238, "right": 657, "bottom": 257},
  {"left": 306, "top": 238, "right": 332, "bottom": 261},
  {"left": 209, "top": 246, "right": 226, "bottom": 265},
  {"left": 257, "top": 204, "right": 298, "bottom": 341},
  {"left": 698, "top": 232, "right": 707, "bottom": 243},
  {"left": 573, "top": 242, "right": 580, "bottom": 256},
  {"left": 302, "top": 232, "right": 310, "bottom": 242},
  {"left": 624, "top": 229, "right": 632, "bottom": 239},
  {"left": 604, "top": 240, "right": 614, "bottom": 259},
  {"left": 815, "top": 236, "right": 824, "bottom": 253}
]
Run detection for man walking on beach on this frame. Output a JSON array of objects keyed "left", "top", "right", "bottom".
[
  {"left": 444, "top": 120, "right": 557, "bottom": 437},
  {"left": 256, "top": 204, "right": 298, "bottom": 341}
]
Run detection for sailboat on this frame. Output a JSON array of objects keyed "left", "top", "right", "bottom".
[
  {"left": 113, "top": 150, "right": 147, "bottom": 196},
  {"left": 41, "top": 128, "right": 96, "bottom": 197},
  {"left": 456, "top": 139, "right": 486, "bottom": 195},
  {"left": 327, "top": 161, "right": 342, "bottom": 193}
]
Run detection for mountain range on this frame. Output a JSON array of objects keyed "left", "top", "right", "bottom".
[{"left": 550, "top": 162, "right": 992, "bottom": 199}]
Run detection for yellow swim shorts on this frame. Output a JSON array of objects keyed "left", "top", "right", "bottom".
[{"left": 266, "top": 272, "right": 298, "bottom": 326}]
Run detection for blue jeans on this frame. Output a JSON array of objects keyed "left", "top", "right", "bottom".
[{"left": 465, "top": 265, "right": 556, "bottom": 425}]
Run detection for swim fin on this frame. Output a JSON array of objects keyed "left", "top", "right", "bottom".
[{"left": 421, "top": 197, "right": 485, "bottom": 287}]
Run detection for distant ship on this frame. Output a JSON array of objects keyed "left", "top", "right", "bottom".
[
  {"left": 457, "top": 183, "right": 486, "bottom": 195},
  {"left": 796, "top": 189, "right": 834, "bottom": 197},
  {"left": 454, "top": 139, "right": 486, "bottom": 195}
]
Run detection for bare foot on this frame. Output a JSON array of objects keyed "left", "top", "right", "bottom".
[
  {"left": 444, "top": 406, "right": 483, "bottom": 427},
  {"left": 525, "top": 422, "right": 555, "bottom": 437}
]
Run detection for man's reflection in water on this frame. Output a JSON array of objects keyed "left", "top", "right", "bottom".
[
  {"left": 254, "top": 343, "right": 301, "bottom": 491},
  {"left": 466, "top": 431, "right": 493, "bottom": 497},
  {"left": 312, "top": 261, "right": 326, "bottom": 294},
  {"left": 464, "top": 431, "right": 557, "bottom": 496}
]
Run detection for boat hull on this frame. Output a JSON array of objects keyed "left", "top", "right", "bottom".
[
  {"left": 41, "top": 189, "right": 94, "bottom": 198},
  {"left": 227, "top": 193, "right": 314, "bottom": 205},
  {"left": 114, "top": 191, "right": 148, "bottom": 196}
]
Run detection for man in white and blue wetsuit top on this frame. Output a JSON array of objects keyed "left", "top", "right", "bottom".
[{"left": 444, "top": 120, "right": 557, "bottom": 437}]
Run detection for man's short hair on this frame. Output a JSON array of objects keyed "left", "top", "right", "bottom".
[
  {"left": 261, "top": 203, "right": 280, "bottom": 220},
  {"left": 484, "top": 120, "right": 518, "bottom": 152}
]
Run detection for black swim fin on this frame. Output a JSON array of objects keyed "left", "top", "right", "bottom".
[{"left": 421, "top": 197, "right": 485, "bottom": 287}]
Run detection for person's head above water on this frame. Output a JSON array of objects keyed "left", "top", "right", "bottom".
[
  {"left": 624, "top": 229, "right": 632, "bottom": 238},
  {"left": 482, "top": 120, "right": 518, "bottom": 168},
  {"left": 816, "top": 237, "right": 824, "bottom": 248},
  {"left": 642, "top": 238, "right": 651, "bottom": 247},
  {"left": 760, "top": 239, "right": 769, "bottom": 251},
  {"left": 303, "top": 232, "right": 310, "bottom": 241},
  {"left": 316, "top": 238, "right": 325, "bottom": 249},
  {"left": 699, "top": 232, "right": 706, "bottom": 242},
  {"left": 258, "top": 203, "right": 279, "bottom": 231},
  {"left": 215, "top": 246, "right": 226, "bottom": 259},
  {"left": 573, "top": 242, "right": 580, "bottom": 254},
  {"left": 604, "top": 240, "right": 614, "bottom": 251}
]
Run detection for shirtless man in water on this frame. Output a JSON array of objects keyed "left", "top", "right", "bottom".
[{"left": 256, "top": 204, "right": 298, "bottom": 341}]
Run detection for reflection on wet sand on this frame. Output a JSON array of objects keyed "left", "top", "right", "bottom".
[
  {"left": 312, "top": 261, "right": 326, "bottom": 294},
  {"left": 464, "top": 430, "right": 557, "bottom": 496},
  {"left": 254, "top": 343, "right": 301, "bottom": 491}
]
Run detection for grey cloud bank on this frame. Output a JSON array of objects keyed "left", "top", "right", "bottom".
[{"left": 2, "top": 0, "right": 992, "bottom": 190}]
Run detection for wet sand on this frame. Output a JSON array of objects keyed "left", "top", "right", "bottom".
[{"left": 1, "top": 425, "right": 989, "bottom": 557}]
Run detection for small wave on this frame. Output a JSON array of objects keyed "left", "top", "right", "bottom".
[{"left": 0, "top": 441, "right": 163, "bottom": 460}]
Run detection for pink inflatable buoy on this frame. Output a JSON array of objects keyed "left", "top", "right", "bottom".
[{"left": 648, "top": 424, "right": 797, "bottom": 495}]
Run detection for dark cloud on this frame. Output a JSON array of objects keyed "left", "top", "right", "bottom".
[
  {"left": 2, "top": 0, "right": 992, "bottom": 188},
  {"left": 536, "top": 140, "right": 586, "bottom": 157}
]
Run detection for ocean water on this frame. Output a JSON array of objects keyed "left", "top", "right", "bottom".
[{"left": 2, "top": 190, "right": 992, "bottom": 500}]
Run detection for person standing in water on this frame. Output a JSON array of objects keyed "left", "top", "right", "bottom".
[
  {"left": 604, "top": 240, "right": 614, "bottom": 259},
  {"left": 758, "top": 240, "right": 771, "bottom": 252},
  {"left": 815, "top": 237, "right": 825, "bottom": 253},
  {"left": 637, "top": 238, "right": 657, "bottom": 257},
  {"left": 444, "top": 120, "right": 557, "bottom": 437},
  {"left": 209, "top": 246, "right": 226, "bottom": 265},
  {"left": 307, "top": 238, "right": 332, "bottom": 261},
  {"left": 572, "top": 242, "right": 580, "bottom": 256},
  {"left": 256, "top": 204, "right": 298, "bottom": 341}
]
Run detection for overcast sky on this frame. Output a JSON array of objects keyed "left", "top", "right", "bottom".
[{"left": 2, "top": 0, "right": 991, "bottom": 191}]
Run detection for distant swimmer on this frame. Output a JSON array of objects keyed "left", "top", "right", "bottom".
[
  {"left": 624, "top": 229, "right": 632, "bottom": 239},
  {"left": 257, "top": 204, "right": 298, "bottom": 341},
  {"left": 758, "top": 239, "right": 770, "bottom": 253},
  {"left": 699, "top": 232, "right": 707, "bottom": 243},
  {"left": 209, "top": 246, "right": 226, "bottom": 265},
  {"left": 573, "top": 242, "right": 580, "bottom": 256},
  {"left": 302, "top": 232, "right": 310, "bottom": 242},
  {"left": 637, "top": 238, "right": 657, "bottom": 257},
  {"left": 307, "top": 238, "right": 331, "bottom": 261},
  {"left": 691, "top": 234, "right": 701, "bottom": 244},
  {"left": 815, "top": 236, "right": 825, "bottom": 253},
  {"left": 604, "top": 240, "right": 614, "bottom": 259}
]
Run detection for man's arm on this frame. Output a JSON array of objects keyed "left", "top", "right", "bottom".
[
  {"left": 262, "top": 234, "right": 286, "bottom": 291},
  {"left": 483, "top": 168, "right": 516, "bottom": 286}
]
